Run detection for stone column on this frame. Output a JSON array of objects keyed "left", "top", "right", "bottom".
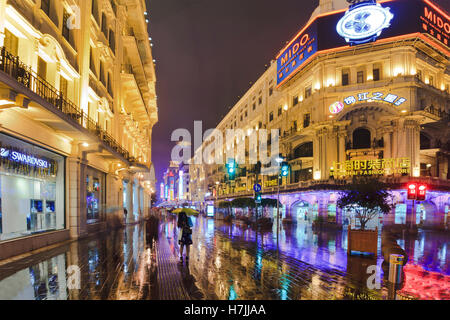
[
  {"left": 67, "top": 156, "right": 87, "bottom": 239},
  {"left": 383, "top": 128, "right": 392, "bottom": 159},
  {"left": 404, "top": 119, "right": 420, "bottom": 175},
  {"left": 338, "top": 129, "right": 346, "bottom": 163}
]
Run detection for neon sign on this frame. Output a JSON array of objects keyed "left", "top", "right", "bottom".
[
  {"left": 0, "top": 147, "right": 49, "bottom": 168},
  {"left": 332, "top": 157, "right": 411, "bottom": 177},
  {"left": 329, "top": 101, "right": 345, "bottom": 114},
  {"left": 277, "top": 22, "right": 318, "bottom": 85},
  {"left": 343, "top": 91, "right": 407, "bottom": 106},
  {"left": 420, "top": 2, "right": 450, "bottom": 46},
  {"left": 336, "top": 1, "right": 394, "bottom": 46}
]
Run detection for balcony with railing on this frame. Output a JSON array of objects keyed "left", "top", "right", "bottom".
[{"left": 0, "top": 47, "right": 132, "bottom": 163}]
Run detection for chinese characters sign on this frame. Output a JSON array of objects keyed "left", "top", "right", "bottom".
[
  {"left": 343, "top": 91, "right": 407, "bottom": 106},
  {"left": 332, "top": 157, "right": 411, "bottom": 177},
  {"left": 420, "top": 2, "right": 449, "bottom": 47}
]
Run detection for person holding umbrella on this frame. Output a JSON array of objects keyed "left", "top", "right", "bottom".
[{"left": 174, "top": 208, "right": 197, "bottom": 263}]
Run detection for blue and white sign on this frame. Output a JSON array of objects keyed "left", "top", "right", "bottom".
[
  {"left": 336, "top": 1, "right": 394, "bottom": 46},
  {"left": 0, "top": 147, "right": 49, "bottom": 168},
  {"left": 253, "top": 183, "right": 262, "bottom": 193},
  {"left": 343, "top": 91, "right": 407, "bottom": 106}
]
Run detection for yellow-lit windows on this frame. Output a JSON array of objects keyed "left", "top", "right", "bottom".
[{"left": 4, "top": 29, "right": 18, "bottom": 56}]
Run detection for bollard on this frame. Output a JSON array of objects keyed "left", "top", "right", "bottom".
[{"left": 388, "top": 254, "right": 404, "bottom": 284}]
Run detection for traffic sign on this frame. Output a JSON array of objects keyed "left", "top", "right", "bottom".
[{"left": 253, "top": 183, "right": 262, "bottom": 193}]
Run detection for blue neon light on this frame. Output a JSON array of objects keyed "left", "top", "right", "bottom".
[{"left": 0, "top": 148, "right": 49, "bottom": 168}]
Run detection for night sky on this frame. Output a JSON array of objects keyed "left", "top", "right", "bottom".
[{"left": 148, "top": 0, "right": 450, "bottom": 193}]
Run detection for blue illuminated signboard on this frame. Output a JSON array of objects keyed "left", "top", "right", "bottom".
[
  {"left": 277, "top": 22, "right": 318, "bottom": 86},
  {"left": 207, "top": 205, "right": 214, "bottom": 217},
  {"left": 0, "top": 147, "right": 49, "bottom": 168},
  {"left": 336, "top": 0, "right": 394, "bottom": 45},
  {"left": 343, "top": 91, "right": 407, "bottom": 106}
]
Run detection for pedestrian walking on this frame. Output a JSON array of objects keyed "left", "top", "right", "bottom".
[
  {"left": 178, "top": 211, "right": 193, "bottom": 263},
  {"left": 124, "top": 208, "right": 128, "bottom": 224}
]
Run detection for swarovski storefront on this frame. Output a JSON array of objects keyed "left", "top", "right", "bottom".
[{"left": 0, "top": 133, "right": 65, "bottom": 241}]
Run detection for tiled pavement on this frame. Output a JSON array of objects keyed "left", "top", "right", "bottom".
[
  {"left": 156, "top": 228, "right": 190, "bottom": 300},
  {"left": 0, "top": 215, "right": 448, "bottom": 300},
  {"left": 0, "top": 217, "right": 200, "bottom": 300}
]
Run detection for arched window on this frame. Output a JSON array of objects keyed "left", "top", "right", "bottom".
[
  {"left": 352, "top": 128, "right": 371, "bottom": 149},
  {"left": 294, "top": 142, "right": 313, "bottom": 158},
  {"left": 420, "top": 133, "right": 431, "bottom": 150}
]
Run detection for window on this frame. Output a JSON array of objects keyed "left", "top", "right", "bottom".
[
  {"left": 62, "top": 11, "right": 71, "bottom": 42},
  {"left": 373, "top": 68, "right": 380, "bottom": 81},
  {"left": 420, "top": 133, "right": 431, "bottom": 150},
  {"left": 37, "top": 57, "right": 47, "bottom": 81},
  {"left": 92, "top": 0, "right": 100, "bottom": 23},
  {"left": 294, "top": 142, "right": 313, "bottom": 158},
  {"left": 41, "top": 0, "right": 51, "bottom": 17},
  {"left": 60, "top": 76, "right": 68, "bottom": 97},
  {"left": 269, "top": 87, "right": 273, "bottom": 96},
  {"left": 244, "top": 111, "right": 247, "bottom": 117},
  {"left": 303, "top": 113, "right": 310, "bottom": 128},
  {"left": 269, "top": 112, "right": 274, "bottom": 122},
  {"left": 278, "top": 107, "right": 282, "bottom": 116},
  {"left": 357, "top": 71, "right": 364, "bottom": 84},
  {"left": 86, "top": 167, "right": 106, "bottom": 223},
  {"left": 429, "top": 76, "right": 434, "bottom": 86},
  {"left": 352, "top": 128, "right": 371, "bottom": 149},
  {"left": 90, "top": 47, "right": 96, "bottom": 76},
  {"left": 342, "top": 71, "right": 349, "bottom": 86},
  {"left": 293, "top": 96, "right": 299, "bottom": 106},
  {"left": 107, "top": 73, "right": 113, "bottom": 97},
  {"left": 4, "top": 29, "right": 18, "bottom": 56},
  {"left": 240, "top": 115, "right": 243, "bottom": 121},
  {"left": 101, "top": 13, "right": 108, "bottom": 36},
  {"left": 100, "top": 62, "right": 106, "bottom": 85},
  {"left": 258, "top": 121, "right": 262, "bottom": 129},
  {"left": 109, "top": 30, "right": 115, "bottom": 53},
  {"left": 0, "top": 133, "right": 65, "bottom": 240},
  {"left": 258, "top": 97, "right": 262, "bottom": 105},
  {"left": 252, "top": 103, "right": 256, "bottom": 110},
  {"left": 305, "top": 86, "right": 312, "bottom": 99}
]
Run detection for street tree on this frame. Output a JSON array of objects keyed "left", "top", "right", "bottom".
[{"left": 337, "top": 177, "right": 394, "bottom": 230}]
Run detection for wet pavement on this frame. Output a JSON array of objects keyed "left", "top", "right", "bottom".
[{"left": 0, "top": 215, "right": 448, "bottom": 300}]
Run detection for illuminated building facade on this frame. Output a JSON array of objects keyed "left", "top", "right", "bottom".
[
  {"left": 0, "top": 0, "right": 157, "bottom": 260},
  {"left": 192, "top": 0, "right": 450, "bottom": 229}
]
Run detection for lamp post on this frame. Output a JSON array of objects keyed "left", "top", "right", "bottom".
[{"left": 275, "top": 156, "right": 290, "bottom": 243}]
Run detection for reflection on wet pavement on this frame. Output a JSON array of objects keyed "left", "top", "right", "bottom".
[{"left": 0, "top": 216, "right": 448, "bottom": 300}]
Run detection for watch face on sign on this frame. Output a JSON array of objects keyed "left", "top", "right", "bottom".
[{"left": 336, "top": 2, "right": 394, "bottom": 45}]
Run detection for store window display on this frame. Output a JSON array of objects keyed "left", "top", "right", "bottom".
[
  {"left": 86, "top": 167, "right": 106, "bottom": 224},
  {"left": 0, "top": 133, "right": 65, "bottom": 241}
]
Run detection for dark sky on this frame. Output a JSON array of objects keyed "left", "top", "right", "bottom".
[{"left": 148, "top": 0, "right": 450, "bottom": 192}]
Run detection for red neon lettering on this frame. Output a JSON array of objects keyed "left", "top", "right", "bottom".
[{"left": 437, "top": 17, "right": 443, "bottom": 28}]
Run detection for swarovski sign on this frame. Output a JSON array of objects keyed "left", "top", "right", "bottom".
[
  {"left": 0, "top": 147, "right": 49, "bottom": 168},
  {"left": 336, "top": 0, "right": 394, "bottom": 45}
]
